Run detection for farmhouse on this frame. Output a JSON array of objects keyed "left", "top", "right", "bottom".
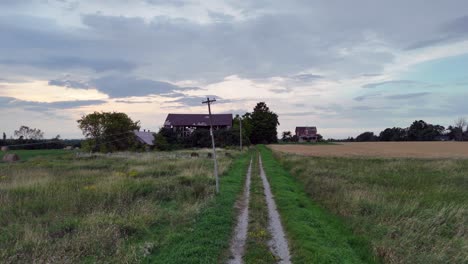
[
  {"left": 164, "top": 113, "right": 233, "bottom": 137},
  {"left": 295, "top": 126, "right": 318, "bottom": 142}
]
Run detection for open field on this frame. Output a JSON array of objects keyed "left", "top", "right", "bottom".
[
  {"left": 0, "top": 149, "right": 247, "bottom": 263},
  {"left": 271, "top": 147, "right": 468, "bottom": 263},
  {"left": 2, "top": 149, "right": 70, "bottom": 161},
  {"left": 271, "top": 142, "right": 468, "bottom": 158}
]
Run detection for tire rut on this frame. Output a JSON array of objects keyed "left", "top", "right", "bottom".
[
  {"left": 259, "top": 155, "right": 291, "bottom": 264},
  {"left": 228, "top": 158, "right": 252, "bottom": 264}
]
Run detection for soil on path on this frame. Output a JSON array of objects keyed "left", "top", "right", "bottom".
[
  {"left": 259, "top": 156, "right": 291, "bottom": 264},
  {"left": 228, "top": 159, "right": 252, "bottom": 264}
]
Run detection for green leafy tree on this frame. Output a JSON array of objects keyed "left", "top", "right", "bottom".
[
  {"left": 77, "top": 111, "right": 140, "bottom": 152},
  {"left": 407, "top": 120, "right": 445, "bottom": 141},
  {"left": 453, "top": 117, "right": 467, "bottom": 141},
  {"left": 379, "top": 127, "right": 407, "bottom": 141},
  {"left": 233, "top": 114, "right": 251, "bottom": 146},
  {"left": 281, "top": 131, "right": 293, "bottom": 142},
  {"left": 249, "top": 102, "right": 280, "bottom": 144},
  {"left": 14, "top": 126, "right": 44, "bottom": 140},
  {"left": 356, "top": 132, "right": 378, "bottom": 142}
]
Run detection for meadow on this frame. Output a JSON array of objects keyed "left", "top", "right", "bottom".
[
  {"left": 0, "top": 149, "right": 245, "bottom": 263},
  {"left": 272, "top": 145, "right": 468, "bottom": 263}
]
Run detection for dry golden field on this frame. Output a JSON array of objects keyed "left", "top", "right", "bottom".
[{"left": 270, "top": 142, "right": 468, "bottom": 158}]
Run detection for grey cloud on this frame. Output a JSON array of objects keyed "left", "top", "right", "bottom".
[
  {"left": 115, "top": 100, "right": 154, "bottom": 104},
  {"left": 407, "top": 15, "right": 468, "bottom": 50},
  {"left": 362, "top": 80, "right": 420, "bottom": 89},
  {"left": 280, "top": 111, "right": 317, "bottom": 117},
  {"left": 90, "top": 75, "right": 200, "bottom": 98},
  {"left": 144, "top": 0, "right": 188, "bottom": 6},
  {"left": 0, "top": 96, "right": 106, "bottom": 111},
  {"left": 170, "top": 95, "right": 231, "bottom": 107},
  {"left": 385, "top": 92, "right": 430, "bottom": 100},
  {"left": 49, "top": 79, "right": 89, "bottom": 89},
  {"left": 290, "top": 74, "right": 324, "bottom": 82}
]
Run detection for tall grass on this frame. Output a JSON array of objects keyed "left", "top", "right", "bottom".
[
  {"left": 0, "top": 150, "right": 237, "bottom": 263},
  {"left": 274, "top": 151, "right": 468, "bottom": 263}
]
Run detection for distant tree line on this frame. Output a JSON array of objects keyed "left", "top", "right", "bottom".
[
  {"left": 0, "top": 126, "right": 82, "bottom": 150},
  {"left": 336, "top": 118, "right": 468, "bottom": 142}
]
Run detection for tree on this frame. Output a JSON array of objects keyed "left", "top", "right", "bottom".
[
  {"left": 453, "top": 117, "right": 467, "bottom": 141},
  {"left": 233, "top": 114, "right": 251, "bottom": 146},
  {"left": 2, "top": 132, "right": 5, "bottom": 141},
  {"left": 77, "top": 112, "right": 140, "bottom": 152},
  {"left": 281, "top": 131, "right": 293, "bottom": 142},
  {"left": 317, "top": 134, "right": 323, "bottom": 142},
  {"left": 379, "top": 127, "right": 407, "bottom": 141},
  {"left": 356, "top": 132, "right": 377, "bottom": 142},
  {"left": 407, "top": 120, "right": 445, "bottom": 141},
  {"left": 248, "top": 102, "right": 280, "bottom": 144},
  {"left": 14, "top": 126, "right": 44, "bottom": 140}
]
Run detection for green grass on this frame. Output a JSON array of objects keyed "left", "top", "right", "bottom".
[
  {"left": 258, "top": 145, "right": 378, "bottom": 264},
  {"left": 2, "top": 149, "right": 70, "bottom": 161},
  {"left": 244, "top": 151, "right": 277, "bottom": 263},
  {"left": 145, "top": 150, "right": 251, "bottom": 263},
  {"left": 0, "top": 149, "right": 246, "bottom": 263},
  {"left": 273, "top": 149, "right": 468, "bottom": 263}
]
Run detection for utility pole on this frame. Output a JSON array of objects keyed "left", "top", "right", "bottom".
[
  {"left": 239, "top": 116, "right": 243, "bottom": 151},
  {"left": 202, "top": 97, "right": 219, "bottom": 194}
]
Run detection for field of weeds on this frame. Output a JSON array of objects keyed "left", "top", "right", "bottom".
[
  {"left": 274, "top": 151, "right": 468, "bottom": 263},
  {"left": 0, "top": 149, "right": 238, "bottom": 263}
]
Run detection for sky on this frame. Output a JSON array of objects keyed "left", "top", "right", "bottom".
[{"left": 0, "top": 0, "right": 468, "bottom": 139}]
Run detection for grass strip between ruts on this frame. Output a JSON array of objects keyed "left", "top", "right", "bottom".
[
  {"left": 146, "top": 150, "right": 251, "bottom": 264},
  {"left": 258, "top": 145, "right": 379, "bottom": 264}
]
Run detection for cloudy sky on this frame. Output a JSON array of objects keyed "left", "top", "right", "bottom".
[{"left": 1, "top": 0, "right": 468, "bottom": 139}]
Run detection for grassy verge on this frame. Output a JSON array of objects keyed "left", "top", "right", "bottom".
[
  {"left": 0, "top": 149, "right": 243, "bottom": 263},
  {"left": 244, "top": 151, "right": 277, "bottom": 263},
  {"left": 273, "top": 149, "right": 468, "bottom": 263},
  {"left": 259, "top": 145, "right": 378, "bottom": 263},
  {"left": 145, "top": 150, "right": 251, "bottom": 263}
]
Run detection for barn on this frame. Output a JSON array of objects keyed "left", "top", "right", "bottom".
[
  {"left": 295, "top": 126, "right": 318, "bottom": 142},
  {"left": 164, "top": 113, "right": 233, "bottom": 137}
]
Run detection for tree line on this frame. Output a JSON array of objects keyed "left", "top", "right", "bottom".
[
  {"left": 0, "top": 126, "right": 82, "bottom": 150},
  {"left": 344, "top": 118, "right": 468, "bottom": 142}
]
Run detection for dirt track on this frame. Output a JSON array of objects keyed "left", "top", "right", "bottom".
[
  {"left": 228, "top": 159, "right": 252, "bottom": 264},
  {"left": 270, "top": 142, "right": 468, "bottom": 159}
]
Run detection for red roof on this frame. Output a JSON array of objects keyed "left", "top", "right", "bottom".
[
  {"left": 295, "top": 126, "right": 317, "bottom": 136},
  {"left": 164, "top": 114, "right": 232, "bottom": 127}
]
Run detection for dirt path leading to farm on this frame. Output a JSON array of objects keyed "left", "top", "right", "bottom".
[
  {"left": 259, "top": 156, "right": 291, "bottom": 264},
  {"left": 228, "top": 158, "right": 252, "bottom": 264}
]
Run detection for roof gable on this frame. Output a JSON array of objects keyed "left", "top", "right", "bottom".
[
  {"left": 295, "top": 126, "right": 317, "bottom": 135},
  {"left": 164, "top": 114, "right": 233, "bottom": 127},
  {"left": 134, "top": 130, "right": 154, "bottom": 145}
]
